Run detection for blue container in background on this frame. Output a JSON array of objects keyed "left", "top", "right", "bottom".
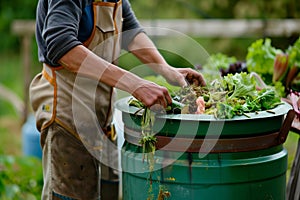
[{"left": 22, "top": 114, "right": 42, "bottom": 159}]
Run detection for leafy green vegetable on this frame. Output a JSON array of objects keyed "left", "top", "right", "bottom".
[
  {"left": 222, "top": 72, "right": 257, "bottom": 100},
  {"left": 216, "top": 103, "right": 235, "bottom": 119},
  {"left": 200, "top": 53, "right": 237, "bottom": 82},
  {"left": 253, "top": 88, "right": 282, "bottom": 110},
  {"left": 246, "top": 38, "right": 282, "bottom": 84},
  {"left": 284, "top": 37, "right": 300, "bottom": 91},
  {"left": 287, "top": 37, "right": 300, "bottom": 69},
  {"left": 203, "top": 53, "right": 237, "bottom": 71},
  {"left": 173, "top": 72, "right": 282, "bottom": 119},
  {"left": 216, "top": 72, "right": 282, "bottom": 118}
]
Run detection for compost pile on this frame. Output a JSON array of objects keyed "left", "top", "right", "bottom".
[
  {"left": 172, "top": 72, "right": 281, "bottom": 119},
  {"left": 129, "top": 72, "right": 282, "bottom": 119}
]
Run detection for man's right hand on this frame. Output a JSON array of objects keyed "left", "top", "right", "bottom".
[{"left": 131, "top": 80, "right": 172, "bottom": 110}]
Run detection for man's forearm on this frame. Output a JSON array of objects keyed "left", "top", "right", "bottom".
[
  {"left": 128, "top": 32, "right": 171, "bottom": 75},
  {"left": 58, "top": 44, "right": 144, "bottom": 94}
]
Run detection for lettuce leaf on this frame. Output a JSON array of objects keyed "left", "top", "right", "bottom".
[
  {"left": 253, "top": 88, "right": 282, "bottom": 110},
  {"left": 203, "top": 53, "right": 237, "bottom": 71},
  {"left": 214, "top": 72, "right": 281, "bottom": 118},
  {"left": 246, "top": 38, "right": 282, "bottom": 84},
  {"left": 222, "top": 72, "right": 257, "bottom": 100},
  {"left": 287, "top": 37, "right": 300, "bottom": 68}
]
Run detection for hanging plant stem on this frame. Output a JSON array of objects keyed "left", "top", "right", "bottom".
[{"left": 129, "top": 98, "right": 171, "bottom": 200}]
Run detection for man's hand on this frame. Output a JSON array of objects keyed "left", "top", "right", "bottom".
[
  {"left": 162, "top": 66, "right": 206, "bottom": 87},
  {"left": 131, "top": 80, "right": 172, "bottom": 110},
  {"left": 178, "top": 67, "right": 206, "bottom": 86}
]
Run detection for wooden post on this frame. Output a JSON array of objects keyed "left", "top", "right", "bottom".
[
  {"left": 11, "top": 20, "right": 35, "bottom": 123},
  {"left": 21, "top": 34, "right": 32, "bottom": 122}
]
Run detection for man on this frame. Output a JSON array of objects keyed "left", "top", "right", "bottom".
[{"left": 30, "top": 0, "right": 205, "bottom": 199}]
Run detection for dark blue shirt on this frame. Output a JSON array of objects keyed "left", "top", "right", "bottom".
[{"left": 78, "top": 5, "right": 94, "bottom": 43}]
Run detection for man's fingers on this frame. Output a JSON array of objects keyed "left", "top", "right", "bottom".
[
  {"left": 176, "top": 68, "right": 206, "bottom": 86},
  {"left": 133, "top": 82, "right": 172, "bottom": 109},
  {"left": 185, "top": 69, "right": 206, "bottom": 86}
]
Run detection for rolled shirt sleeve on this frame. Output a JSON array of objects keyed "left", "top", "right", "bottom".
[
  {"left": 121, "top": 0, "right": 145, "bottom": 50},
  {"left": 35, "top": 0, "right": 144, "bottom": 66},
  {"left": 36, "top": 0, "right": 84, "bottom": 66}
]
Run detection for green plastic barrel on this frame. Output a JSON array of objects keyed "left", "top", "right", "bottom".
[
  {"left": 122, "top": 143, "right": 286, "bottom": 200},
  {"left": 116, "top": 97, "right": 293, "bottom": 200}
]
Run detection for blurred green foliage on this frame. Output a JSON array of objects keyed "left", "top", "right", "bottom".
[
  {"left": 1, "top": 0, "right": 299, "bottom": 53},
  {"left": 130, "top": 0, "right": 300, "bottom": 19},
  {"left": 0, "top": 53, "right": 22, "bottom": 117},
  {"left": 0, "top": 0, "right": 38, "bottom": 52},
  {"left": 0, "top": 156, "right": 43, "bottom": 200}
]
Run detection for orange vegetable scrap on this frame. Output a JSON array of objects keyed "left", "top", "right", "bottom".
[{"left": 195, "top": 96, "right": 205, "bottom": 114}]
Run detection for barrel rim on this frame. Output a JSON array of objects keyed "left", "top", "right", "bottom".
[{"left": 115, "top": 96, "right": 291, "bottom": 122}]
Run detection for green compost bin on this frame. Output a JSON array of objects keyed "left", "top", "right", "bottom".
[{"left": 115, "top": 97, "right": 293, "bottom": 200}]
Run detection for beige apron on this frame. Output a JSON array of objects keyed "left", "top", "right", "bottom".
[
  {"left": 31, "top": 0, "right": 122, "bottom": 138},
  {"left": 30, "top": 1, "right": 122, "bottom": 199}
]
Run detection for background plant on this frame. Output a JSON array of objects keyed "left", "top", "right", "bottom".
[{"left": 0, "top": 156, "right": 43, "bottom": 200}]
